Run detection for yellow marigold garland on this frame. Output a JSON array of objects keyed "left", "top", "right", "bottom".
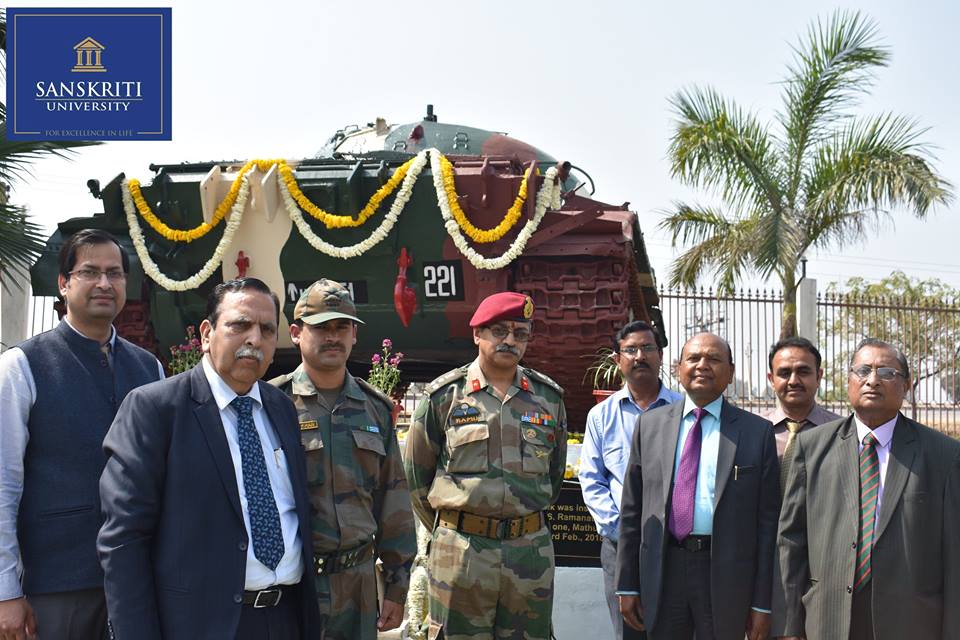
[
  {"left": 277, "top": 156, "right": 417, "bottom": 229},
  {"left": 438, "top": 154, "right": 532, "bottom": 244},
  {"left": 127, "top": 152, "right": 532, "bottom": 245},
  {"left": 127, "top": 159, "right": 277, "bottom": 243}
]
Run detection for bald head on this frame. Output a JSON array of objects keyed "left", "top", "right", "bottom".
[{"left": 678, "top": 333, "right": 735, "bottom": 406}]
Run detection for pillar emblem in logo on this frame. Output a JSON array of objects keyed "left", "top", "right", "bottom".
[{"left": 72, "top": 37, "right": 106, "bottom": 73}]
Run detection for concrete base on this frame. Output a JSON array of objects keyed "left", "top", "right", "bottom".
[{"left": 553, "top": 566, "right": 611, "bottom": 640}]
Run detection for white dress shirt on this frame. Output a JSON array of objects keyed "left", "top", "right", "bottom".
[
  {"left": 200, "top": 356, "right": 303, "bottom": 590},
  {"left": 0, "top": 320, "right": 163, "bottom": 600}
]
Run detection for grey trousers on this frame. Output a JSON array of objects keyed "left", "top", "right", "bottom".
[
  {"left": 601, "top": 536, "right": 646, "bottom": 640},
  {"left": 29, "top": 587, "right": 108, "bottom": 640}
]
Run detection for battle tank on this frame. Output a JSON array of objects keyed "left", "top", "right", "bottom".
[{"left": 30, "top": 106, "right": 665, "bottom": 429}]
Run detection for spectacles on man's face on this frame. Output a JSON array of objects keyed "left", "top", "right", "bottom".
[
  {"left": 849, "top": 365, "right": 906, "bottom": 381},
  {"left": 487, "top": 325, "right": 531, "bottom": 343},
  {"left": 70, "top": 268, "right": 127, "bottom": 283},
  {"left": 619, "top": 344, "right": 659, "bottom": 357}
]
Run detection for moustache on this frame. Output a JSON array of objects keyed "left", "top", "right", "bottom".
[
  {"left": 495, "top": 344, "right": 520, "bottom": 356},
  {"left": 632, "top": 362, "right": 651, "bottom": 370},
  {"left": 234, "top": 346, "right": 264, "bottom": 362},
  {"left": 320, "top": 344, "right": 345, "bottom": 352}
]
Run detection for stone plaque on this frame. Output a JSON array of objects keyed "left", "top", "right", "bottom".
[{"left": 546, "top": 481, "right": 602, "bottom": 568}]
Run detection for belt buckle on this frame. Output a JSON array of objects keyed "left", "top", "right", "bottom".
[
  {"left": 253, "top": 588, "right": 281, "bottom": 608},
  {"left": 493, "top": 518, "right": 509, "bottom": 539},
  {"left": 685, "top": 536, "right": 705, "bottom": 552}
]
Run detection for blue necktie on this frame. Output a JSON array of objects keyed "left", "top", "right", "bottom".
[{"left": 231, "top": 395, "right": 284, "bottom": 570}]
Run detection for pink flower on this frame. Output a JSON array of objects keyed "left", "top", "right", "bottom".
[
  {"left": 395, "top": 352, "right": 404, "bottom": 361},
  {"left": 372, "top": 353, "right": 382, "bottom": 365},
  {"left": 388, "top": 356, "right": 400, "bottom": 367},
  {"left": 190, "top": 338, "right": 200, "bottom": 347},
  {"left": 382, "top": 338, "right": 393, "bottom": 350}
]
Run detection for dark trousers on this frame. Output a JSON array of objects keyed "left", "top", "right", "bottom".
[
  {"left": 649, "top": 545, "right": 714, "bottom": 640},
  {"left": 236, "top": 584, "right": 303, "bottom": 640},
  {"left": 601, "top": 537, "right": 646, "bottom": 640},
  {"left": 849, "top": 582, "right": 875, "bottom": 640},
  {"left": 29, "top": 587, "right": 108, "bottom": 640}
]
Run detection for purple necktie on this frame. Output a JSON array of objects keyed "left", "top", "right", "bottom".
[{"left": 669, "top": 407, "right": 705, "bottom": 541}]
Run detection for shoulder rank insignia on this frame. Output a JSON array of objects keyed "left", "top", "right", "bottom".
[{"left": 300, "top": 420, "right": 319, "bottom": 431}]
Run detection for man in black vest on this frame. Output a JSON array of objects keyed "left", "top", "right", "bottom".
[{"left": 0, "top": 229, "right": 163, "bottom": 640}]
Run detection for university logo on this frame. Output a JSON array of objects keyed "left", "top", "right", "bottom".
[
  {"left": 72, "top": 37, "right": 107, "bottom": 73},
  {"left": 6, "top": 8, "right": 172, "bottom": 141}
]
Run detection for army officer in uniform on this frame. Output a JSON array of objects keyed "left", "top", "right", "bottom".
[
  {"left": 271, "top": 280, "right": 416, "bottom": 640},
  {"left": 404, "top": 292, "right": 567, "bottom": 640}
]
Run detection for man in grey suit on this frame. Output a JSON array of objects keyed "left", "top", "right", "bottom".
[
  {"left": 616, "top": 333, "right": 780, "bottom": 640},
  {"left": 775, "top": 338, "right": 960, "bottom": 640}
]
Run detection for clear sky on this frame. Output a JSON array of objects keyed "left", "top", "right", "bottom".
[{"left": 7, "top": 0, "right": 960, "bottom": 294}]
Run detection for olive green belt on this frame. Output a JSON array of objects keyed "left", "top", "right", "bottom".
[{"left": 438, "top": 509, "right": 543, "bottom": 540}]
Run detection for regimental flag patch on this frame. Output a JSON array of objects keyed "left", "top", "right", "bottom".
[
  {"left": 521, "top": 412, "right": 556, "bottom": 427},
  {"left": 364, "top": 425, "right": 380, "bottom": 434}
]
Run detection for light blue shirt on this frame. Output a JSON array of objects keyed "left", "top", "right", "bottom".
[
  {"left": 579, "top": 383, "right": 683, "bottom": 540},
  {"left": 673, "top": 395, "right": 723, "bottom": 536}
]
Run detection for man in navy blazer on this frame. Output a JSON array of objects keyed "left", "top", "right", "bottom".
[
  {"left": 616, "top": 333, "right": 780, "bottom": 640},
  {"left": 98, "top": 278, "right": 321, "bottom": 639}
]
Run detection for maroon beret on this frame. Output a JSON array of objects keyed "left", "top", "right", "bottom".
[{"left": 469, "top": 292, "right": 534, "bottom": 327}]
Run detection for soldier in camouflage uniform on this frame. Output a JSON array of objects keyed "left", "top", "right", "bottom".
[
  {"left": 404, "top": 292, "right": 567, "bottom": 640},
  {"left": 270, "top": 279, "right": 416, "bottom": 640}
]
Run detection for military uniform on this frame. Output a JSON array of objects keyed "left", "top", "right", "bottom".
[
  {"left": 404, "top": 358, "right": 567, "bottom": 640},
  {"left": 270, "top": 365, "right": 416, "bottom": 640}
]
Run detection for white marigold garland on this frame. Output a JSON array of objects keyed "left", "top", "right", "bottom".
[
  {"left": 123, "top": 174, "right": 250, "bottom": 291},
  {"left": 281, "top": 149, "right": 430, "bottom": 259},
  {"left": 429, "top": 148, "right": 562, "bottom": 270}
]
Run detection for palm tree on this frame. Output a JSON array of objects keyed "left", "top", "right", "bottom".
[
  {"left": 0, "top": 12, "right": 98, "bottom": 286},
  {"left": 660, "top": 11, "right": 952, "bottom": 338}
]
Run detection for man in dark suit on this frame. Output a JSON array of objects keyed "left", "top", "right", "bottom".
[
  {"left": 774, "top": 338, "right": 960, "bottom": 640},
  {"left": 616, "top": 333, "right": 780, "bottom": 640},
  {"left": 98, "top": 278, "right": 321, "bottom": 640}
]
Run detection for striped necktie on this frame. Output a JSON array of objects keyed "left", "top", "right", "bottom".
[
  {"left": 231, "top": 395, "right": 285, "bottom": 570},
  {"left": 854, "top": 432, "right": 880, "bottom": 592},
  {"left": 780, "top": 419, "right": 803, "bottom": 496}
]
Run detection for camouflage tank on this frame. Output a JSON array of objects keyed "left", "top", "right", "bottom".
[{"left": 30, "top": 106, "right": 665, "bottom": 429}]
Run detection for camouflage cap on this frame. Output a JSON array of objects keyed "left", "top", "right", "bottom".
[{"left": 294, "top": 279, "right": 365, "bottom": 325}]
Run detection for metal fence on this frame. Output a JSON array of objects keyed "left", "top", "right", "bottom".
[
  {"left": 657, "top": 286, "right": 960, "bottom": 438},
  {"left": 818, "top": 291, "right": 960, "bottom": 436},
  {"left": 658, "top": 287, "right": 782, "bottom": 415}
]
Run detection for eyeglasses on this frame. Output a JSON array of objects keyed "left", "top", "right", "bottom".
[
  {"left": 70, "top": 268, "right": 127, "bottom": 283},
  {"left": 619, "top": 345, "right": 659, "bottom": 357},
  {"left": 849, "top": 365, "right": 906, "bottom": 381},
  {"left": 487, "top": 325, "right": 531, "bottom": 342}
]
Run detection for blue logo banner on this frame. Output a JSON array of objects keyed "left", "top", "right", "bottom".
[{"left": 6, "top": 8, "right": 172, "bottom": 141}]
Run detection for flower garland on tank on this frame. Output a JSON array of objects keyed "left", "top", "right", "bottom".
[
  {"left": 122, "top": 173, "right": 250, "bottom": 291},
  {"left": 281, "top": 149, "right": 429, "bottom": 258},
  {"left": 436, "top": 152, "right": 532, "bottom": 243},
  {"left": 127, "top": 159, "right": 270, "bottom": 242},
  {"left": 403, "top": 520, "right": 432, "bottom": 640},
  {"left": 430, "top": 148, "right": 562, "bottom": 270},
  {"left": 120, "top": 149, "right": 562, "bottom": 290}
]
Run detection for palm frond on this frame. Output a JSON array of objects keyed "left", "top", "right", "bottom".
[
  {"left": 662, "top": 208, "right": 760, "bottom": 293},
  {"left": 0, "top": 111, "right": 100, "bottom": 184},
  {"left": 803, "top": 112, "right": 952, "bottom": 249},
  {"left": 778, "top": 10, "right": 890, "bottom": 205},
  {"left": 669, "top": 87, "right": 783, "bottom": 213},
  {"left": 0, "top": 202, "right": 46, "bottom": 284}
]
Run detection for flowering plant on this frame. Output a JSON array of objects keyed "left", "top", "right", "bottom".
[
  {"left": 168, "top": 325, "right": 203, "bottom": 374},
  {"left": 368, "top": 338, "right": 404, "bottom": 397}
]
